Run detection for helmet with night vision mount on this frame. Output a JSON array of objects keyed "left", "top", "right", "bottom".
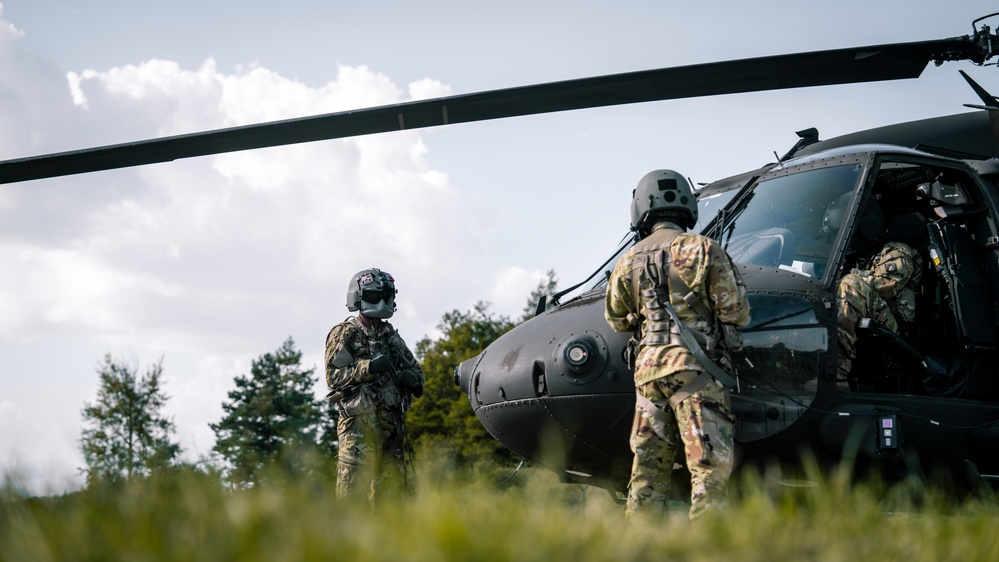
[{"left": 630, "top": 169, "right": 698, "bottom": 237}]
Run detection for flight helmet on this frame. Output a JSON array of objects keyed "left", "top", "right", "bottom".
[
  {"left": 346, "top": 268, "right": 397, "bottom": 319},
  {"left": 630, "top": 170, "right": 698, "bottom": 237},
  {"left": 870, "top": 242, "right": 922, "bottom": 298}
]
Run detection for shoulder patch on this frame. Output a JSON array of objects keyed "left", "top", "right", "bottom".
[{"left": 331, "top": 345, "right": 354, "bottom": 369}]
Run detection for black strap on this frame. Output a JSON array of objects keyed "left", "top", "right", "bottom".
[{"left": 661, "top": 299, "right": 738, "bottom": 390}]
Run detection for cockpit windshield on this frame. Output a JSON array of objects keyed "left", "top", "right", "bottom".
[
  {"left": 717, "top": 164, "right": 863, "bottom": 279},
  {"left": 694, "top": 189, "right": 739, "bottom": 234}
]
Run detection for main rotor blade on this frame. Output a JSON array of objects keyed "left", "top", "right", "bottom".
[{"left": 0, "top": 35, "right": 989, "bottom": 185}]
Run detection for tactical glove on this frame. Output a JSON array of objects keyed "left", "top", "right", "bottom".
[
  {"left": 368, "top": 354, "right": 392, "bottom": 375},
  {"left": 395, "top": 369, "right": 424, "bottom": 397}
]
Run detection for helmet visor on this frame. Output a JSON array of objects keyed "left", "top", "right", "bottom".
[{"left": 360, "top": 287, "right": 396, "bottom": 305}]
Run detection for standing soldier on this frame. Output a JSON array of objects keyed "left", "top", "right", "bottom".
[
  {"left": 325, "top": 268, "right": 424, "bottom": 505},
  {"left": 605, "top": 170, "right": 751, "bottom": 520}
]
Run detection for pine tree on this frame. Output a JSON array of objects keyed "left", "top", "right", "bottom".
[
  {"left": 210, "top": 337, "right": 331, "bottom": 486},
  {"left": 79, "top": 355, "right": 180, "bottom": 487}
]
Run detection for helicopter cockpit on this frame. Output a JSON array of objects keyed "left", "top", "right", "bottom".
[
  {"left": 844, "top": 154, "right": 999, "bottom": 402},
  {"left": 707, "top": 145, "right": 999, "bottom": 447}
]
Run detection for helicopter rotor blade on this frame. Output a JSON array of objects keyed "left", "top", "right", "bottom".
[{"left": 0, "top": 34, "right": 992, "bottom": 185}]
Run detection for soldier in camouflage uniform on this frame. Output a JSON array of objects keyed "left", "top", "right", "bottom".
[
  {"left": 836, "top": 241, "right": 922, "bottom": 382},
  {"left": 325, "top": 268, "right": 424, "bottom": 505},
  {"left": 605, "top": 170, "right": 751, "bottom": 520}
]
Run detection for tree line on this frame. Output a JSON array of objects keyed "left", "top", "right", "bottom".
[{"left": 79, "top": 271, "right": 558, "bottom": 488}]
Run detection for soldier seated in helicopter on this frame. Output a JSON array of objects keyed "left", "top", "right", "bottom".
[
  {"left": 833, "top": 165, "right": 997, "bottom": 396},
  {"left": 836, "top": 240, "right": 923, "bottom": 393}
]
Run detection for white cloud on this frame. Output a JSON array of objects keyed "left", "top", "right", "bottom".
[
  {"left": 0, "top": 395, "right": 84, "bottom": 493},
  {"left": 4, "top": 53, "right": 493, "bottom": 342},
  {"left": 408, "top": 77, "right": 451, "bottom": 101},
  {"left": 486, "top": 266, "right": 550, "bottom": 320},
  {"left": 0, "top": 3, "right": 22, "bottom": 39},
  {"left": 0, "top": 7, "right": 77, "bottom": 159},
  {"left": 0, "top": 399, "right": 19, "bottom": 418}
]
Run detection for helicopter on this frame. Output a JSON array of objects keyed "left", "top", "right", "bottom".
[
  {"left": 455, "top": 83, "right": 999, "bottom": 495},
  {"left": 5, "top": 14, "right": 999, "bottom": 496},
  {"left": 455, "top": 128, "right": 999, "bottom": 496}
]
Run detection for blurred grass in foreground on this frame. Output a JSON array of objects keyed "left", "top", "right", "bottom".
[{"left": 2, "top": 458, "right": 998, "bottom": 562}]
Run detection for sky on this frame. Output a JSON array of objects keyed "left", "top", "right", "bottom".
[{"left": 2, "top": 0, "right": 998, "bottom": 493}]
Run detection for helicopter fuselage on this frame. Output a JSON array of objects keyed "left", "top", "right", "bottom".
[{"left": 457, "top": 142, "right": 999, "bottom": 493}]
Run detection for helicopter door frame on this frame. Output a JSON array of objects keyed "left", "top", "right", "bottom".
[
  {"left": 834, "top": 150, "right": 999, "bottom": 401},
  {"left": 817, "top": 151, "right": 999, "bottom": 481}
]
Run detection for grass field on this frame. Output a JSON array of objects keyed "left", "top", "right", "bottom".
[{"left": 2, "top": 461, "right": 998, "bottom": 561}]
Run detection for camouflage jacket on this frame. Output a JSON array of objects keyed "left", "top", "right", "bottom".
[
  {"left": 837, "top": 241, "right": 921, "bottom": 338},
  {"left": 324, "top": 316, "right": 424, "bottom": 416},
  {"left": 605, "top": 223, "right": 751, "bottom": 385}
]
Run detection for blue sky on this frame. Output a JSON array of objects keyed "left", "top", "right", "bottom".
[{"left": 2, "top": 0, "right": 997, "bottom": 492}]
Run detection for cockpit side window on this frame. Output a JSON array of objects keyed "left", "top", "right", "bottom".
[
  {"left": 733, "top": 293, "right": 824, "bottom": 443},
  {"left": 694, "top": 189, "right": 739, "bottom": 234}
]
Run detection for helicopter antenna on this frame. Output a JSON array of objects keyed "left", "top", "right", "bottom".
[{"left": 778, "top": 127, "right": 820, "bottom": 161}]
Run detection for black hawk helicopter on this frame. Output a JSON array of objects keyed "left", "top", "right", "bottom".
[{"left": 5, "top": 14, "right": 999, "bottom": 495}]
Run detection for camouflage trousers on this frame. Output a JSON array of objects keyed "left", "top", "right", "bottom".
[
  {"left": 627, "top": 369, "right": 735, "bottom": 520},
  {"left": 836, "top": 272, "right": 898, "bottom": 378},
  {"left": 336, "top": 405, "right": 407, "bottom": 506}
]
